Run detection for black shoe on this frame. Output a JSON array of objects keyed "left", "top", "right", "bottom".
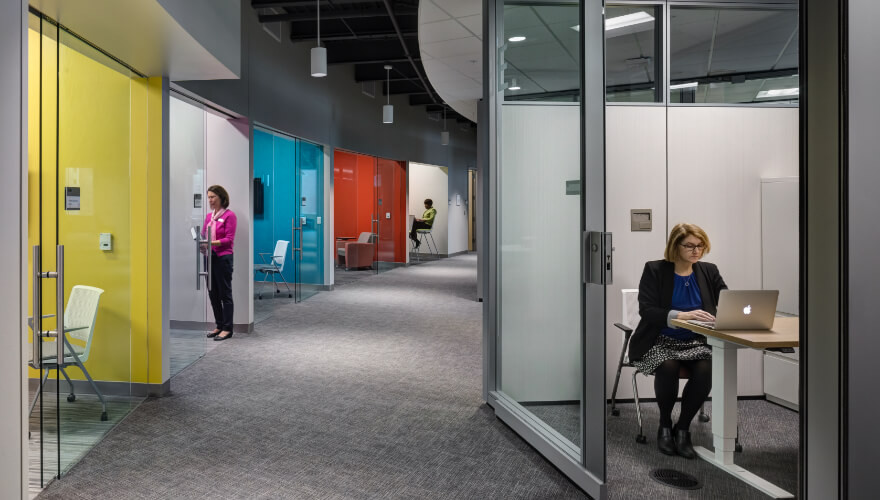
[
  {"left": 414, "top": 240, "right": 421, "bottom": 249},
  {"left": 214, "top": 331, "right": 234, "bottom": 341},
  {"left": 674, "top": 428, "right": 696, "bottom": 459},
  {"left": 657, "top": 427, "right": 675, "bottom": 456},
  {"left": 206, "top": 329, "right": 220, "bottom": 338}
]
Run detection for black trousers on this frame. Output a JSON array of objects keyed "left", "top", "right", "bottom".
[
  {"left": 410, "top": 220, "right": 432, "bottom": 241},
  {"left": 208, "top": 253, "right": 234, "bottom": 332},
  {"left": 654, "top": 358, "right": 712, "bottom": 430}
]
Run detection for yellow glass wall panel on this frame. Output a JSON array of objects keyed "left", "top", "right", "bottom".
[{"left": 27, "top": 17, "right": 164, "bottom": 386}]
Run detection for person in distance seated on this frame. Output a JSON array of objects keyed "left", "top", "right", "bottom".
[
  {"left": 409, "top": 198, "right": 436, "bottom": 249},
  {"left": 628, "top": 222, "right": 728, "bottom": 459}
]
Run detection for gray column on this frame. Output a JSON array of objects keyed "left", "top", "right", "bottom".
[
  {"left": 847, "top": 0, "right": 880, "bottom": 496},
  {"left": 0, "top": 1, "right": 27, "bottom": 498}
]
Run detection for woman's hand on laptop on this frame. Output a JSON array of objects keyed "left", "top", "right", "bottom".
[{"left": 678, "top": 310, "right": 716, "bottom": 322}]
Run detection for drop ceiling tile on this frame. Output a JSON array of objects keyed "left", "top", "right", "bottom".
[
  {"left": 458, "top": 15, "right": 481, "bottom": 37},
  {"left": 419, "top": 19, "right": 473, "bottom": 44},
  {"left": 419, "top": 0, "right": 452, "bottom": 24},
  {"left": 421, "top": 37, "right": 481, "bottom": 59},
  {"left": 439, "top": 0, "right": 481, "bottom": 18}
]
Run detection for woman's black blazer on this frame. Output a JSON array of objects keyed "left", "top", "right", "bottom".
[{"left": 628, "top": 260, "right": 728, "bottom": 361}]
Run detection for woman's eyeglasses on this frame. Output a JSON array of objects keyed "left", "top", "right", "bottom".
[{"left": 680, "top": 243, "right": 705, "bottom": 252}]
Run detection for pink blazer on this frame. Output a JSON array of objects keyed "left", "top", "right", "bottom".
[{"left": 203, "top": 209, "right": 237, "bottom": 256}]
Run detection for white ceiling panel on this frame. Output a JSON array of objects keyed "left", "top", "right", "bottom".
[
  {"left": 421, "top": 36, "right": 482, "bottom": 59},
  {"left": 458, "top": 15, "right": 482, "bottom": 38},
  {"left": 419, "top": 0, "right": 452, "bottom": 24},
  {"left": 440, "top": 0, "right": 481, "bottom": 18},
  {"left": 419, "top": 19, "right": 473, "bottom": 44}
]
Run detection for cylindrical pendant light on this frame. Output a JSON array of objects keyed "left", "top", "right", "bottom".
[
  {"left": 311, "top": 0, "right": 327, "bottom": 77},
  {"left": 440, "top": 107, "right": 449, "bottom": 145},
  {"left": 382, "top": 65, "right": 393, "bottom": 124}
]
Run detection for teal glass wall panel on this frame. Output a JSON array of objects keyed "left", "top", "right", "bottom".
[
  {"left": 253, "top": 129, "right": 275, "bottom": 267},
  {"left": 273, "top": 133, "right": 297, "bottom": 277},
  {"left": 299, "top": 140, "right": 323, "bottom": 285}
]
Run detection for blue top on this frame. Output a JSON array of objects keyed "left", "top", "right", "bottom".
[{"left": 661, "top": 273, "right": 702, "bottom": 341}]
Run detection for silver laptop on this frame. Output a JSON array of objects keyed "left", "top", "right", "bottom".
[{"left": 688, "top": 290, "right": 779, "bottom": 330}]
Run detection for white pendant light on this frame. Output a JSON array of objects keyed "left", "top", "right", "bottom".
[
  {"left": 382, "top": 65, "right": 393, "bottom": 124},
  {"left": 441, "top": 107, "right": 449, "bottom": 146},
  {"left": 310, "top": 0, "right": 327, "bottom": 77}
]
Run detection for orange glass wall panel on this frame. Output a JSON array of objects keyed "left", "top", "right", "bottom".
[{"left": 377, "top": 159, "right": 407, "bottom": 263}]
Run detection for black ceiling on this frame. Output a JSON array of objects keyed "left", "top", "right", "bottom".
[{"left": 251, "top": 0, "right": 473, "bottom": 124}]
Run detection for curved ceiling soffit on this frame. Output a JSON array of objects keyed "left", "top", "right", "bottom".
[{"left": 417, "top": 0, "right": 482, "bottom": 123}]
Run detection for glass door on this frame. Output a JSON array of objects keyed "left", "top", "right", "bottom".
[
  {"left": 28, "top": 11, "right": 140, "bottom": 487},
  {"left": 488, "top": 0, "right": 607, "bottom": 496},
  {"left": 297, "top": 140, "right": 324, "bottom": 300},
  {"left": 375, "top": 158, "right": 406, "bottom": 272},
  {"left": 168, "top": 95, "right": 210, "bottom": 377}
]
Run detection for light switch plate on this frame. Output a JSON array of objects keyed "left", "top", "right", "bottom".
[
  {"left": 317, "top": 217, "right": 322, "bottom": 224},
  {"left": 386, "top": 212, "right": 391, "bottom": 219},
  {"left": 99, "top": 233, "right": 112, "bottom": 251}
]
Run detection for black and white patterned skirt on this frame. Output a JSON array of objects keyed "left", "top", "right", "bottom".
[{"left": 632, "top": 334, "right": 712, "bottom": 375}]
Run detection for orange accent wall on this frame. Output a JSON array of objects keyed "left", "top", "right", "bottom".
[{"left": 333, "top": 150, "right": 407, "bottom": 264}]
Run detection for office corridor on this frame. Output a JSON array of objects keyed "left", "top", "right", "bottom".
[{"left": 38, "top": 254, "right": 585, "bottom": 499}]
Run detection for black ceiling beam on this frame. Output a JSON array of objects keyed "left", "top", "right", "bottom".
[
  {"left": 291, "top": 30, "right": 415, "bottom": 42},
  {"left": 382, "top": 80, "right": 429, "bottom": 95},
  {"left": 355, "top": 63, "right": 418, "bottom": 82},
  {"left": 382, "top": 0, "right": 437, "bottom": 105},
  {"left": 409, "top": 94, "right": 434, "bottom": 106},
  {"left": 253, "top": 0, "right": 377, "bottom": 7},
  {"left": 259, "top": 8, "right": 416, "bottom": 23},
  {"left": 324, "top": 38, "right": 418, "bottom": 64}
]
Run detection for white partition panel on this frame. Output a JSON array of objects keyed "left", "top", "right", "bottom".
[
  {"left": 409, "top": 162, "right": 449, "bottom": 255},
  {"left": 205, "top": 111, "right": 252, "bottom": 328},
  {"left": 667, "top": 107, "right": 798, "bottom": 395},
  {"left": 605, "top": 107, "right": 668, "bottom": 400},
  {"left": 500, "top": 104, "right": 580, "bottom": 402}
]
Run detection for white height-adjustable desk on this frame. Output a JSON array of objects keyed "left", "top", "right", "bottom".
[{"left": 670, "top": 316, "right": 799, "bottom": 499}]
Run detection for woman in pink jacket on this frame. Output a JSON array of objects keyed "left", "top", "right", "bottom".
[{"left": 203, "top": 185, "right": 237, "bottom": 341}]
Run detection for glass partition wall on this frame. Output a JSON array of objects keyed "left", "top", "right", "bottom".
[
  {"left": 27, "top": 10, "right": 145, "bottom": 489},
  {"left": 486, "top": 0, "right": 607, "bottom": 496},
  {"left": 253, "top": 127, "right": 325, "bottom": 323}
]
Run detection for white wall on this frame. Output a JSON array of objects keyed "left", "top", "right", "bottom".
[
  {"left": 606, "top": 106, "right": 799, "bottom": 399},
  {"left": 409, "top": 162, "right": 449, "bottom": 255},
  {"left": 500, "top": 104, "right": 581, "bottom": 402},
  {"left": 447, "top": 165, "right": 469, "bottom": 256},
  {"left": 324, "top": 149, "right": 334, "bottom": 286},
  {"left": 1, "top": 1, "right": 26, "bottom": 497},
  {"left": 205, "top": 111, "right": 253, "bottom": 328}
]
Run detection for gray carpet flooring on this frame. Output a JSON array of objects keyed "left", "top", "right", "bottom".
[{"left": 37, "top": 254, "right": 586, "bottom": 500}]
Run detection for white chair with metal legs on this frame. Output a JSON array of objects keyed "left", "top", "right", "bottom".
[
  {"left": 255, "top": 240, "right": 291, "bottom": 299},
  {"left": 609, "top": 289, "right": 711, "bottom": 444},
  {"left": 413, "top": 228, "right": 437, "bottom": 262},
  {"left": 29, "top": 285, "right": 108, "bottom": 421}
]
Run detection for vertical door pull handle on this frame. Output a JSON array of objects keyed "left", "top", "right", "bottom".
[
  {"left": 56, "top": 245, "right": 65, "bottom": 364},
  {"left": 31, "top": 246, "right": 42, "bottom": 369}
]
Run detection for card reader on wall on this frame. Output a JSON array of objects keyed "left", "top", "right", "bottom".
[{"left": 99, "top": 233, "right": 112, "bottom": 251}]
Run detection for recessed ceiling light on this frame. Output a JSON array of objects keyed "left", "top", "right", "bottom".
[
  {"left": 605, "top": 12, "right": 655, "bottom": 31},
  {"left": 508, "top": 36, "right": 526, "bottom": 42},
  {"left": 509, "top": 78, "right": 521, "bottom": 91},
  {"left": 756, "top": 88, "right": 800, "bottom": 99},
  {"left": 669, "top": 82, "right": 698, "bottom": 90},
  {"left": 571, "top": 25, "right": 579, "bottom": 32}
]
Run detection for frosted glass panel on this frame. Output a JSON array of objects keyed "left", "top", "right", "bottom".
[{"left": 499, "top": 104, "right": 582, "bottom": 450}]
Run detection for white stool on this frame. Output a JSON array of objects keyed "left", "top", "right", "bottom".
[{"left": 413, "top": 229, "right": 437, "bottom": 262}]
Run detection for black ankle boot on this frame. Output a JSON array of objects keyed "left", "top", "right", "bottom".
[
  {"left": 674, "top": 428, "right": 696, "bottom": 459},
  {"left": 657, "top": 427, "right": 675, "bottom": 456}
]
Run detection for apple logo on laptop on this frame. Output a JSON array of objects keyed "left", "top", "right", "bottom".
[{"left": 743, "top": 305, "right": 752, "bottom": 315}]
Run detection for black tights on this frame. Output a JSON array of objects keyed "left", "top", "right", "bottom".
[{"left": 654, "top": 359, "right": 712, "bottom": 431}]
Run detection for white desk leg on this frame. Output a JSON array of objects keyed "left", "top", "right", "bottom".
[{"left": 693, "top": 337, "right": 794, "bottom": 499}]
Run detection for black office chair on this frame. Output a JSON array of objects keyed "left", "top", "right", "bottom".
[{"left": 610, "top": 289, "right": 723, "bottom": 446}]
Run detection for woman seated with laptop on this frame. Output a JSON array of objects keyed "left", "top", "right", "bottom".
[{"left": 629, "top": 222, "right": 728, "bottom": 459}]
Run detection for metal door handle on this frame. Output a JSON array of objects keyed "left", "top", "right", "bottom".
[
  {"left": 293, "top": 220, "right": 303, "bottom": 261},
  {"left": 196, "top": 225, "right": 211, "bottom": 291},
  {"left": 56, "top": 245, "right": 64, "bottom": 363},
  {"left": 584, "top": 231, "right": 613, "bottom": 285},
  {"left": 31, "top": 246, "right": 41, "bottom": 369}
]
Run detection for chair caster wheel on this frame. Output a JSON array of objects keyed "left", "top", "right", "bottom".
[
  {"left": 699, "top": 414, "right": 710, "bottom": 423},
  {"left": 635, "top": 434, "right": 647, "bottom": 444},
  {"left": 101, "top": 412, "right": 108, "bottom": 422},
  {"left": 611, "top": 408, "right": 620, "bottom": 417},
  {"left": 67, "top": 394, "right": 76, "bottom": 402},
  {"left": 735, "top": 443, "right": 743, "bottom": 453}
]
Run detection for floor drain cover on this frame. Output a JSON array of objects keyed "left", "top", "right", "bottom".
[{"left": 649, "top": 468, "right": 702, "bottom": 490}]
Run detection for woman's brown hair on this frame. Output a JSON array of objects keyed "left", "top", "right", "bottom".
[
  {"left": 207, "top": 185, "right": 230, "bottom": 209},
  {"left": 663, "top": 222, "right": 711, "bottom": 262}
]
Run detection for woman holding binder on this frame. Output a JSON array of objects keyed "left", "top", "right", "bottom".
[
  {"left": 203, "top": 185, "right": 237, "bottom": 341},
  {"left": 629, "top": 223, "right": 728, "bottom": 459}
]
